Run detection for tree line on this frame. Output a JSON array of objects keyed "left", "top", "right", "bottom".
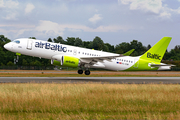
[{"left": 0, "top": 35, "right": 180, "bottom": 68}]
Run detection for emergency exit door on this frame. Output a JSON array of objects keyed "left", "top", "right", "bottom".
[{"left": 133, "top": 58, "right": 139, "bottom": 68}]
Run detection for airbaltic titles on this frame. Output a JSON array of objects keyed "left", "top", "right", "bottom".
[{"left": 35, "top": 42, "right": 67, "bottom": 52}]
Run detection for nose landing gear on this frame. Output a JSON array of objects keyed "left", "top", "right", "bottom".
[{"left": 14, "top": 53, "right": 21, "bottom": 64}]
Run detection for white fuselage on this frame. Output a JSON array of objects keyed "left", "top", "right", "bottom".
[{"left": 4, "top": 38, "right": 139, "bottom": 71}]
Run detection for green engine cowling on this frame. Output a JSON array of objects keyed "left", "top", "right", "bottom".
[{"left": 53, "top": 56, "right": 80, "bottom": 68}]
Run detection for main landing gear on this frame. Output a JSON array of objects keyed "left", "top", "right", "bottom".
[
  {"left": 78, "top": 69, "right": 83, "bottom": 74},
  {"left": 77, "top": 69, "right": 90, "bottom": 75},
  {"left": 84, "top": 70, "right": 90, "bottom": 75}
]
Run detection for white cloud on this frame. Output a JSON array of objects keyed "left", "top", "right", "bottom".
[
  {"left": 0, "top": 0, "right": 4, "bottom": 8},
  {"left": 119, "top": 0, "right": 162, "bottom": 14},
  {"left": 0, "top": 28, "right": 19, "bottom": 37},
  {"left": 88, "top": 14, "right": 103, "bottom": 24},
  {"left": 0, "top": 24, "right": 35, "bottom": 28},
  {"left": 0, "top": 23, "right": 36, "bottom": 38},
  {"left": 120, "top": 0, "right": 133, "bottom": 5},
  {"left": 16, "top": 29, "right": 34, "bottom": 38},
  {"left": 5, "top": 0, "right": 19, "bottom": 9},
  {"left": 172, "top": 7, "right": 180, "bottom": 14},
  {"left": 118, "top": 0, "right": 175, "bottom": 19},
  {"left": 159, "top": 11, "right": 171, "bottom": 18},
  {"left": 35, "top": 20, "right": 64, "bottom": 36},
  {"left": 1, "top": 0, "right": 19, "bottom": 20},
  {"left": 0, "top": 28, "right": 7, "bottom": 34},
  {"left": 35, "top": 20, "right": 132, "bottom": 34},
  {"left": 84, "top": 25, "right": 132, "bottom": 32},
  {"left": 25, "top": 3, "right": 35, "bottom": 14},
  {"left": 9, "top": 20, "right": 133, "bottom": 38},
  {"left": 3, "top": 12, "right": 18, "bottom": 20}
]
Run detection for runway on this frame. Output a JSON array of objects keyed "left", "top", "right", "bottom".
[{"left": 0, "top": 77, "right": 180, "bottom": 84}]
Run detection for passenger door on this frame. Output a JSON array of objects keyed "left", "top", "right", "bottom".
[{"left": 27, "top": 40, "right": 33, "bottom": 50}]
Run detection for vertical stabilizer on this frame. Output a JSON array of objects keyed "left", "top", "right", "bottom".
[{"left": 140, "top": 37, "right": 172, "bottom": 63}]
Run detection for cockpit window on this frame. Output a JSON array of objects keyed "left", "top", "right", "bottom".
[{"left": 13, "top": 40, "right": 20, "bottom": 44}]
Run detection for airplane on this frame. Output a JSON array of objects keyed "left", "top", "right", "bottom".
[{"left": 4, "top": 37, "right": 174, "bottom": 75}]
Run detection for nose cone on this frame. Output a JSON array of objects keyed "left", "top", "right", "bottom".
[{"left": 4, "top": 43, "right": 12, "bottom": 51}]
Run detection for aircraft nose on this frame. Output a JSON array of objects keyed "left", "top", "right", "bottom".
[{"left": 4, "top": 43, "right": 12, "bottom": 51}]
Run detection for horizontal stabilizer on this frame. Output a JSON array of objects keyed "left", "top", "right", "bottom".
[
  {"left": 150, "top": 64, "right": 175, "bottom": 67},
  {"left": 149, "top": 63, "right": 175, "bottom": 70}
]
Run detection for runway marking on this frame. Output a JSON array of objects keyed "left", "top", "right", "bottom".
[{"left": 0, "top": 77, "right": 180, "bottom": 84}]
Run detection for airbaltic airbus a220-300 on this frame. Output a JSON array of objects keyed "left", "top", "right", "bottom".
[{"left": 4, "top": 37, "right": 174, "bottom": 75}]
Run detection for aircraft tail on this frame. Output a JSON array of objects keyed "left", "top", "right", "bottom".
[{"left": 140, "top": 37, "right": 172, "bottom": 63}]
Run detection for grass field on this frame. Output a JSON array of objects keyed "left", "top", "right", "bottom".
[
  {"left": 0, "top": 70, "right": 180, "bottom": 77},
  {"left": 0, "top": 83, "right": 180, "bottom": 119}
]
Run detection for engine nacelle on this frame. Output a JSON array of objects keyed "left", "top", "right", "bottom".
[
  {"left": 52, "top": 55, "right": 80, "bottom": 68},
  {"left": 51, "top": 55, "right": 62, "bottom": 64}
]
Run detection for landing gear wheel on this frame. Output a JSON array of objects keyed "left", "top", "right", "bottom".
[
  {"left": 78, "top": 69, "right": 83, "bottom": 74},
  {"left": 85, "top": 70, "right": 90, "bottom": 75}
]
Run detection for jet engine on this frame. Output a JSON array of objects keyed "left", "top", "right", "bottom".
[{"left": 51, "top": 55, "right": 80, "bottom": 68}]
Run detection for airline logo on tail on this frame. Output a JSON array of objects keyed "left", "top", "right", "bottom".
[
  {"left": 147, "top": 52, "right": 161, "bottom": 60},
  {"left": 140, "top": 37, "right": 172, "bottom": 63}
]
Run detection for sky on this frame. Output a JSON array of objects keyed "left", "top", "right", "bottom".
[{"left": 0, "top": 0, "right": 180, "bottom": 51}]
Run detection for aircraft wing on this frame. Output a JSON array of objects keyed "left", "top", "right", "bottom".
[
  {"left": 123, "top": 49, "right": 135, "bottom": 56},
  {"left": 80, "top": 55, "right": 122, "bottom": 64},
  {"left": 79, "top": 49, "right": 135, "bottom": 64}
]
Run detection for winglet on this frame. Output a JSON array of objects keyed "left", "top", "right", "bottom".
[
  {"left": 123, "top": 49, "right": 135, "bottom": 56},
  {"left": 140, "top": 37, "right": 172, "bottom": 63}
]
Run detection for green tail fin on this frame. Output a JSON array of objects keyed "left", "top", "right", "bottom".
[
  {"left": 123, "top": 49, "right": 135, "bottom": 56},
  {"left": 140, "top": 37, "right": 172, "bottom": 63}
]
